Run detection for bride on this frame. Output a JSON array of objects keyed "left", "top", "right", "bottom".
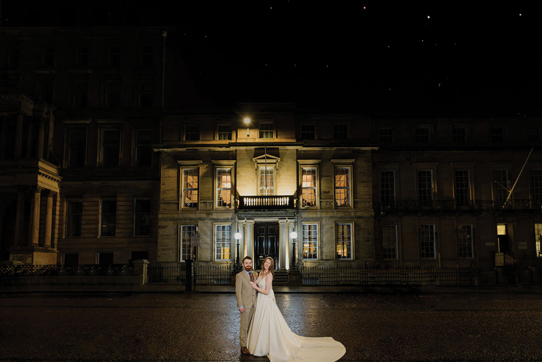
[{"left": 247, "top": 257, "right": 346, "bottom": 362}]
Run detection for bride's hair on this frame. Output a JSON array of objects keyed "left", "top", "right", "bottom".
[{"left": 261, "top": 257, "right": 275, "bottom": 277}]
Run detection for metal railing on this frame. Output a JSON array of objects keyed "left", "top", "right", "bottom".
[
  {"left": 300, "top": 266, "right": 536, "bottom": 286},
  {"left": 147, "top": 263, "right": 234, "bottom": 285},
  {"left": 378, "top": 199, "right": 542, "bottom": 213},
  {"left": 0, "top": 264, "right": 134, "bottom": 277},
  {"left": 239, "top": 195, "right": 295, "bottom": 209}
]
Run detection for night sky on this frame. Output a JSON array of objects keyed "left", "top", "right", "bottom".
[{"left": 2, "top": 0, "right": 541, "bottom": 114}]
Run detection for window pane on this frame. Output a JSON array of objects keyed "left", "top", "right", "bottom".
[
  {"left": 216, "top": 169, "right": 232, "bottom": 207},
  {"left": 535, "top": 224, "right": 542, "bottom": 258},
  {"left": 101, "top": 199, "right": 116, "bottom": 236},
  {"left": 415, "top": 127, "right": 430, "bottom": 143},
  {"left": 102, "top": 130, "right": 120, "bottom": 167},
  {"left": 301, "top": 125, "right": 315, "bottom": 140},
  {"left": 259, "top": 123, "right": 274, "bottom": 138},
  {"left": 183, "top": 169, "right": 198, "bottom": 207},
  {"left": 185, "top": 125, "right": 200, "bottom": 140},
  {"left": 259, "top": 168, "right": 274, "bottom": 195},
  {"left": 379, "top": 128, "right": 392, "bottom": 143},
  {"left": 417, "top": 170, "right": 433, "bottom": 203},
  {"left": 134, "top": 199, "right": 150, "bottom": 236},
  {"left": 136, "top": 130, "right": 153, "bottom": 167},
  {"left": 454, "top": 170, "right": 471, "bottom": 205},
  {"left": 68, "top": 130, "right": 86, "bottom": 168},
  {"left": 380, "top": 171, "right": 395, "bottom": 207},
  {"left": 336, "top": 223, "right": 352, "bottom": 259},
  {"left": 493, "top": 170, "right": 509, "bottom": 204},
  {"left": 181, "top": 225, "right": 197, "bottom": 261},
  {"left": 66, "top": 200, "right": 82, "bottom": 237},
  {"left": 458, "top": 225, "right": 473, "bottom": 258},
  {"left": 335, "top": 167, "right": 350, "bottom": 207},
  {"left": 452, "top": 127, "right": 466, "bottom": 143},
  {"left": 420, "top": 225, "right": 435, "bottom": 258},
  {"left": 302, "top": 168, "right": 317, "bottom": 207},
  {"left": 334, "top": 125, "right": 348, "bottom": 139},
  {"left": 531, "top": 170, "right": 542, "bottom": 203},
  {"left": 215, "top": 225, "right": 231, "bottom": 261},
  {"left": 302, "top": 224, "right": 318, "bottom": 260},
  {"left": 382, "top": 225, "right": 397, "bottom": 259},
  {"left": 217, "top": 125, "right": 232, "bottom": 140}
]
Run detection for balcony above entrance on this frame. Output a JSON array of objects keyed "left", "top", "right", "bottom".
[{"left": 239, "top": 195, "right": 295, "bottom": 209}]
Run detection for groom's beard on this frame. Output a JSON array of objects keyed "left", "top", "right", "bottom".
[{"left": 244, "top": 265, "right": 252, "bottom": 272}]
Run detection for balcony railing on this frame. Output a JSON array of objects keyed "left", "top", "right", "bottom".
[
  {"left": 239, "top": 195, "right": 295, "bottom": 209},
  {"left": 377, "top": 199, "right": 542, "bottom": 213}
]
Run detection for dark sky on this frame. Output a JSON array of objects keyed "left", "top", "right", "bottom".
[{"left": 2, "top": 0, "right": 541, "bottom": 114}]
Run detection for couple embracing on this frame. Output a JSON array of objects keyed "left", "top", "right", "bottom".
[{"left": 235, "top": 256, "right": 346, "bottom": 362}]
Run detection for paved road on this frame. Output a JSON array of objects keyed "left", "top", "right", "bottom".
[{"left": 1, "top": 291, "right": 542, "bottom": 361}]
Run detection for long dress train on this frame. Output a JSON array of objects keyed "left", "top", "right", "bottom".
[{"left": 247, "top": 275, "right": 346, "bottom": 362}]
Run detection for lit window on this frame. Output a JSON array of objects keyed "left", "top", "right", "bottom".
[
  {"left": 259, "top": 167, "right": 274, "bottom": 195},
  {"left": 66, "top": 199, "right": 82, "bottom": 237},
  {"left": 420, "top": 225, "right": 435, "bottom": 259},
  {"left": 382, "top": 225, "right": 397, "bottom": 259},
  {"left": 302, "top": 224, "right": 318, "bottom": 260},
  {"left": 182, "top": 169, "right": 199, "bottom": 208},
  {"left": 259, "top": 123, "right": 274, "bottom": 138},
  {"left": 216, "top": 168, "right": 232, "bottom": 208},
  {"left": 336, "top": 223, "right": 353, "bottom": 260},
  {"left": 301, "top": 168, "right": 317, "bottom": 207},
  {"left": 535, "top": 224, "right": 542, "bottom": 258},
  {"left": 134, "top": 199, "right": 151, "bottom": 236},
  {"left": 180, "top": 225, "right": 198, "bottom": 261},
  {"left": 334, "top": 167, "right": 351, "bottom": 207},
  {"left": 101, "top": 199, "right": 117, "bottom": 237},
  {"left": 215, "top": 225, "right": 232, "bottom": 261},
  {"left": 458, "top": 225, "right": 473, "bottom": 258}
]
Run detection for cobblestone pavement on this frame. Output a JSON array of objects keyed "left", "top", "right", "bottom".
[{"left": 2, "top": 291, "right": 542, "bottom": 361}]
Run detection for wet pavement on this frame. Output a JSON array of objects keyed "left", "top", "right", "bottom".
[{"left": 1, "top": 291, "right": 542, "bottom": 361}]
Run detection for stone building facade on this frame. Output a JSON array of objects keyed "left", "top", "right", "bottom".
[
  {"left": 156, "top": 103, "right": 375, "bottom": 270},
  {"left": 372, "top": 116, "right": 542, "bottom": 268}
]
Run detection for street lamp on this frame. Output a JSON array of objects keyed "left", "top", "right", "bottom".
[
  {"left": 290, "top": 224, "right": 297, "bottom": 271},
  {"left": 244, "top": 118, "right": 250, "bottom": 137},
  {"left": 235, "top": 223, "right": 242, "bottom": 270}
]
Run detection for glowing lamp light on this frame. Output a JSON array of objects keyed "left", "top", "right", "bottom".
[
  {"left": 235, "top": 231, "right": 242, "bottom": 240},
  {"left": 244, "top": 118, "right": 250, "bottom": 125},
  {"left": 290, "top": 230, "right": 297, "bottom": 239}
]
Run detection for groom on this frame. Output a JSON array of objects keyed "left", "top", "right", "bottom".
[{"left": 235, "top": 256, "right": 257, "bottom": 355}]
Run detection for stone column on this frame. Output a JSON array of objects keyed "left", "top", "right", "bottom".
[
  {"left": 278, "top": 220, "right": 288, "bottom": 269},
  {"left": 52, "top": 192, "right": 59, "bottom": 248},
  {"left": 38, "top": 119, "right": 45, "bottom": 159},
  {"left": 245, "top": 220, "right": 254, "bottom": 261},
  {"left": 14, "top": 113, "right": 24, "bottom": 158},
  {"left": 14, "top": 190, "right": 25, "bottom": 246},
  {"left": 29, "top": 188, "right": 41, "bottom": 246},
  {"left": 44, "top": 191, "right": 54, "bottom": 247}
]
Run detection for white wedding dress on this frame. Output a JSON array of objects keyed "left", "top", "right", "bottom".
[{"left": 247, "top": 275, "right": 346, "bottom": 362}]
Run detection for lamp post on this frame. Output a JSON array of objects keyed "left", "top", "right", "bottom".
[
  {"left": 235, "top": 221, "right": 242, "bottom": 271},
  {"left": 290, "top": 224, "right": 298, "bottom": 271},
  {"left": 244, "top": 118, "right": 250, "bottom": 137}
]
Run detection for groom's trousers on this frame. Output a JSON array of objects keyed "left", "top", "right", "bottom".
[{"left": 240, "top": 306, "right": 255, "bottom": 347}]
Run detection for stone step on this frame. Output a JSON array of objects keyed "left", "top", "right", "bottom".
[{"left": 273, "top": 269, "right": 289, "bottom": 284}]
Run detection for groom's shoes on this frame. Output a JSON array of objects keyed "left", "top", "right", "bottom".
[{"left": 241, "top": 347, "right": 250, "bottom": 355}]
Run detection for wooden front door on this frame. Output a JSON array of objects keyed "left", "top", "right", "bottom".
[{"left": 254, "top": 222, "right": 279, "bottom": 270}]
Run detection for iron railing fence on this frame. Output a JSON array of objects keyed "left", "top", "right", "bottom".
[
  {"left": 300, "top": 266, "right": 536, "bottom": 286},
  {"left": 0, "top": 264, "right": 134, "bottom": 277},
  {"left": 377, "top": 199, "right": 542, "bottom": 213},
  {"left": 147, "top": 263, "right": 234, "bottom": 285}
]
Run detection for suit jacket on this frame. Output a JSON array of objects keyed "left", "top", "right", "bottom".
[{"left": 235, "top": 270, "right": 257, "bottom": 309}]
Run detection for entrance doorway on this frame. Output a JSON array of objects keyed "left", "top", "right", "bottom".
[{"left": 254, "top": 222, "right": 279, "bottom": 270}]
